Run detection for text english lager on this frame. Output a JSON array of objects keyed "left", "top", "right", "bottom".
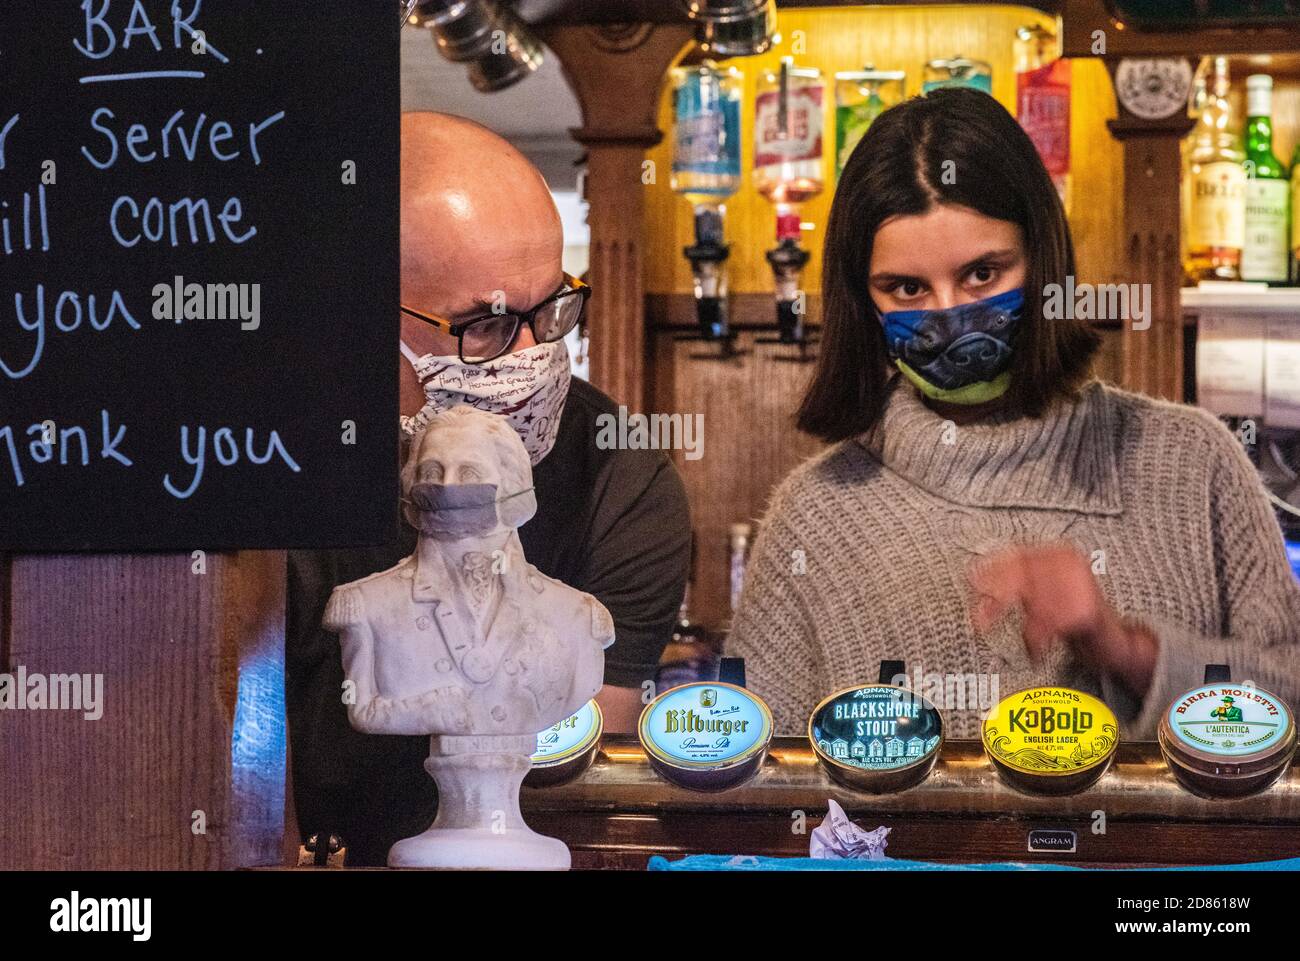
[{"left": 1009, "top": 705, "right": 1094, "bottom": 735}]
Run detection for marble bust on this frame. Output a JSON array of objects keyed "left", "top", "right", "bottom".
[{"left": 323, "top": 405, "right": 614, "bottom": 869}]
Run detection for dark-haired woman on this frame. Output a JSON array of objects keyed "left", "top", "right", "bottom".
[{"left": 727, "top": 89, "right": 1300, "bottom": 738}]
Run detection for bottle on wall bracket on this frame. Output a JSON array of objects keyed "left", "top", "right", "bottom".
[
  {"left": 754, "top": 58, "right": 824, "bottom": 344},
  {"left": 671, "top": 61, "right": 744, "bottom": 340},
  {"left": 833, "top": 66, "right": 905, "bottom": 181},
  {"left": 753, "top": 58, "right": 825, "bottom": 225},
  {"left": 1014, "top": 24, "right": 1071, "bottom": 211},
  {"left": 1184, "top": 56, "right": 1246, "bottom": 283},
  {"left": 922, "top": 55, "right": 992, "bottom": 94},
  {"left": 1241, "top": 74, "right": 1289, "bottom": 284}
]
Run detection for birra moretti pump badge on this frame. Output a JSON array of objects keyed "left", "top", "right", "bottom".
[{"left": 1159, "top": 684, "right": 1296, "bottom": 798}]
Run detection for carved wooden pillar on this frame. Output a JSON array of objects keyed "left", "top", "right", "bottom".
[
  {"left": 1105, "top": 59, "right": 1197, "bottom": 402},
  {"left": 541, "top": 23, "right": 694, "bottom": 409}
]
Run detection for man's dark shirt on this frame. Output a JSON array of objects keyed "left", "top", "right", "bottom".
[{"left": 285, "top": 378, "right": 691, "bottom": 865}]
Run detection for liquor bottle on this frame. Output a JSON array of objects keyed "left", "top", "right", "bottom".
[
  {"left": 754, "top": 58, "right": 825, "bottom": 238},
  {"left": 754, "top": 59, "right": 824, "bottom": 343},
  {"left": 922, "top": 56, "right": 992, "bottom": 94},
  {"left": 834, "top": 66, "right": 904, "bottom": 180},
  {"left": 671, "top": 61, "right": 743, "bottom": 339},
  {"left": 1291, "top": 141, "right": 1300, "bottom": 284},
  {"left": 1241, "top": 74, "right": 1289, "bottom": 284},
  {"left": 672, "top": 581, "right": 710, "bottom": 648},
  {"left": 1181, "top": 60, "right": 1210, "bottom": 278},
  {"left": 671, "top": 61, "right": 743, "bottom": 207},
  {"left": 655, "top": 581, "right": 721, "bottom": 693},
  {"left": 654, "top": 535, "right": 720, "bottom": 692},
  {"left": 728, "top": 522, "right": 753, "bottom": 617},
  {"left": 1185, "top": 57, "right": 1246, "bottom": 282},
  {"left": 1015, "top": 25, "right": 1071, "bottom": 210}
]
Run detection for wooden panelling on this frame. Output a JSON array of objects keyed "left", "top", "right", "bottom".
[
  {"left": 543, "top": 23, "right": 695, "bottom": 410},
  {"left": 0, "top": 553, "right": 11, "bottom": 673},
  {"left": 1093, "top": 325, "right": 1124, "bottom": 384},
  {"left": 1107, "top": 114, "right": 1190, "bottom": 401},
  {"left": 0, "top": 551, "right": 286, "bottom": 869},
  {"left": 1069, "top": 54, "right": 1126, "bottom": 285},
  {"left": 651, "top": 296, "right": 825, "bottom": 630}
]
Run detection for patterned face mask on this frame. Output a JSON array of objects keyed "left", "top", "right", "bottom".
[
  {"left": 879, "top": 288, "right": 1024, "bottom": 405},
  {"left": 399, "top": 339, "right": 571, "bottom": 466}
]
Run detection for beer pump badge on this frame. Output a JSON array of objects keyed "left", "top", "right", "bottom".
[
  {"left": 983, "top": 687, "right": 1118, "bottom": 793},
  {"left": 1165, "top": 685, "right": 1291, "bottom": 756},
  {"left": 808, "top": 685, "right": 944, "bottom": 792},
  {"left": 525, "top": 699, "right": 603, "bottom": 787},
  {"left": 639, "top": 682, "right": 773, "bottom": 791},
  {"left": 1158, "top": 684, "right": 1296, "bottom": 797}
]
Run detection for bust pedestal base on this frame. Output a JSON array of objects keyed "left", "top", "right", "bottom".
[{"left": 387, "top": 733, "right": 570, "bottom": 870}]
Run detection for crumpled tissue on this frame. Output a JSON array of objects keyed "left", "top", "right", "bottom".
[{"left": 809, "top": 799, "right": 891, "bottom": 860}]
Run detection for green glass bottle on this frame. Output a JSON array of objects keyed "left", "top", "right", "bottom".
[
  {"left": 1242, "top": 74, "right": 1289, "bottom": 283},
  {"left": 1290, "top": 141, "right": 1300, "bottom": 283},
  {"left": 833, "top": 67, "right": 904, "bottom": 180}
]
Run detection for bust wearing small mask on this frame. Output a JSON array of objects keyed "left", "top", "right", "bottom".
[{"left": 287, "top": 112, "right": 691, "bottom": 866}]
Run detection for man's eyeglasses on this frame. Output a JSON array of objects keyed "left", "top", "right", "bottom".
[{"left": 400, "top": 273, "right": 590, "bottom": 365}]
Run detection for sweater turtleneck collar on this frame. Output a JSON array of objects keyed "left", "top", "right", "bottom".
[{"left": 858, "top": 375, "right": 1124, "bottom": 515}]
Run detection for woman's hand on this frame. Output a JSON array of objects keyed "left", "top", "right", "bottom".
[{"left": 967, "top": 543, "right": 1159, "bottom": 698}]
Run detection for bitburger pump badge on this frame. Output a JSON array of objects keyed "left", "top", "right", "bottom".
[
  {"left": 638, "top": 681, "right": 773, "bottom": 792},
  {"left": 982, "top": 686, "right": 1119, "bottom": 794}
]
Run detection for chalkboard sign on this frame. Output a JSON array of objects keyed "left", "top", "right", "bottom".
[{"left": 1, "top": 1, "right": 399, "bottom": 551}]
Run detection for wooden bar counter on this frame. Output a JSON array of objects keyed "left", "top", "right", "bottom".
[{"left": 519, "top": 736, "right": 1300, "bottom": 870}]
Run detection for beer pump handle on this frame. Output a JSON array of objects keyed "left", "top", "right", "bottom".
[
  {"left": 878, "top": 660, "right": 906, "bottom": 686},
  {"left": 1203, "top": 664, "right": 1231, "bottom": 684},
  {"left": 719, "top": 657, "right": 746, "bottom": 688}
]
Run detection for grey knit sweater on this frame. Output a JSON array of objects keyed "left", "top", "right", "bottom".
[{"left": 727, "top": 376, "right": 1300, "bottom": 739}]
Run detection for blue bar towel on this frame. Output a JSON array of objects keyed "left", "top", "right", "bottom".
[{"left": 647, "top": 854, "right": 1300, "bottom": 872}]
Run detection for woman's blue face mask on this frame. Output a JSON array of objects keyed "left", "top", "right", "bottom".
[{"left": 878, "top": 287, "right": 1024, "bottom": 405}]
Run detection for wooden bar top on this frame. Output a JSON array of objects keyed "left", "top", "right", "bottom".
[
  {"left": 519, "top": 736, "right": 1300, "bottom": 868},
  {"left": 522, "top": 735, "right": 1300, "bottom": 822}
]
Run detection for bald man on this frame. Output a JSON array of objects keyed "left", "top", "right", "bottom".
[{"left": 285, "top": 113, "right": 691, "bottom": 865}]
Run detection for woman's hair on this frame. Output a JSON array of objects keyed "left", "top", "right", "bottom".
[{"left": 797, "top": 87, "right": 1100, "bottom": 441}]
